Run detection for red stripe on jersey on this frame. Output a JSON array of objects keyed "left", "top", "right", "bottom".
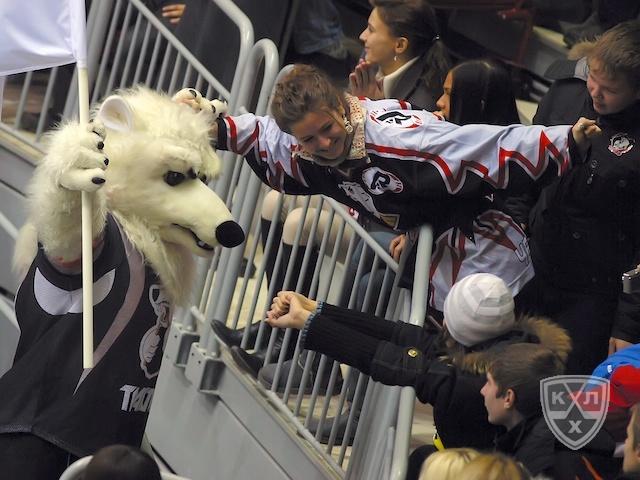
[
  {"left": 225, "top": 117, "right": 238, "bottom": 153},
  {"left": 540, "top": 130, "right": 569, "bottom": 174},
  {"left": 290, "top": 154, "right": 302, "bottom": 183},
  {"left": 238, "top": 124, "right": 259, "bottom": 154},
  {"left": 366, "top": 142, "right": 491, "bottom": 193},
  {"left": 367, "top": 129, "right": 565, "bottom": 193},
  {"left": 398, "top": 100, "right": 409, "bottom": 110},
  {"left": 473, "top": 210, "right": 518, "bottom": 251}
]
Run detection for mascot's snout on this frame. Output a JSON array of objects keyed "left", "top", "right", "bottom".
[{"left": 216, "top": 220, "right": 244, "bottom": 248}]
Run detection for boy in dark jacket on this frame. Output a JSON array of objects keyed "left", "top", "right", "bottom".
[
  {"left": 519, "top": 20, "right": 640, "bottom": 375},
  {"left": 482, "top": 342, "right": 563, "bottom": 476}
]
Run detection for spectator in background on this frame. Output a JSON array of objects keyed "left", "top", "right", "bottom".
[
  {"left": 292, "top": 0, "right": 349, "bottom": 62},
  {"left": 350, "top": 0, "right": 451, "bottom": 110},
  {"left": 434, "top": 59, "right": 520, "bottom": 126},
  {"left": 482, "top": 343, "right": 563, "bottom": 477},
  {"left": 562, "top": 0, "right": 640, "bottom": 47},
  {"left": 521, "top": 20, "right": 640, "bottom": 375},
  {"left": 83, "top": 444, "right": 161, "bottom": 480}
]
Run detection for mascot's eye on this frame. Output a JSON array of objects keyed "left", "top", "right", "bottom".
[{"left": 164, "top": 171, "right": 186, "bottom": 186}]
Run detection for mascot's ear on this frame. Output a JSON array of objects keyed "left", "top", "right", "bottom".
[{"left": 97, "top": 95, "right": 134, "bottom": 133}]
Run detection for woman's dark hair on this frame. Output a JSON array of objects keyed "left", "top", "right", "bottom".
[
  {"left": 370, "top": 0, "right": 451, "bottom": 93},
  {"left": 82, "top": 444, "right": 162, "bottom": 480},
  {"left": 449, "top": 59, "right": 520, "bottom": 126}
]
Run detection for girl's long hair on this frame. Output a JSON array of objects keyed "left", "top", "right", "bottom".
[{"left": 449, "top": 59, "right": 520, "bottom": 126}]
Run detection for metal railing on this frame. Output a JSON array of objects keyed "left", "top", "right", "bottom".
[{"left": 1, "top": 0, "right": 252, "bottom": 150}]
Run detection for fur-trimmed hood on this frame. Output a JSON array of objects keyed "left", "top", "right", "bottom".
[{"left": 455, "top": 315, "right": 572, "bottom": 376}]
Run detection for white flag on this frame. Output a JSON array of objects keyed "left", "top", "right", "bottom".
[{"left": 0, "top": 0, "right": 87, "bottom": 76}]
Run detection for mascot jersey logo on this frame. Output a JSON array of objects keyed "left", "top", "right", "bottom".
[{"left": 140, "top": 284, "right": 171, "bottom": 378}]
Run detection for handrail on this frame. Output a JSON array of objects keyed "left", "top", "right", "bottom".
[
  {"left": 205, "top": 38, "right": 280, "bottom": 331},
  {"left": 0, "top": 210, "right": 18, "bottom": 240},
  {"left": 129, "top": 0, "right": 243, "bottom": 101},
  {"left": 390, "top": 224, "right": 433, "bottom": 480}
]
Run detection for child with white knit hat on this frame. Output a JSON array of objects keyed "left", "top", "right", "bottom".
[
  {"left": 263, "top": 273, "right": 570, "bottom": 450},
  {"left": 443, "top": 273, "right": 516, "bottom": 347}
]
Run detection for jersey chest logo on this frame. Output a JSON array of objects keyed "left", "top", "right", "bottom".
[
  {"left": 140, "top": 284, "right": 171, "bottom": 379},
  {"left": 608, "top": 132, "right": 635, "bottom": 156},
  {"left": 369, "top": 110, "right": 423, "bottom": 129},
  {"left": 362, "top": 167, "right": 403, "bottom": 194}
]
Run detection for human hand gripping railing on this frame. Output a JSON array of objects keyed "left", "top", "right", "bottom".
[{"left": 390, "top": 224, "right": 433, "bottom": 480}]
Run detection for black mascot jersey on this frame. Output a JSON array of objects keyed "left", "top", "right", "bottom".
[{"left": 0, "top": 215, "right": 172, "bottom": 457}]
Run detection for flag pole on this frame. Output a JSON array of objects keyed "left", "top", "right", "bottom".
[{"left": 78, "top": 66, "right": 94, "bottom": 369}]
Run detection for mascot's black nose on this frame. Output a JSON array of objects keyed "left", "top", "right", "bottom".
[{"left": 216, "top": 220, "right": 245, "bottom": 248}]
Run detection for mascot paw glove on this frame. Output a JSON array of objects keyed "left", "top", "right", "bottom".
[
  {"left": 172, "top": 88, "right": 228, "bottom": 120},
  {"left": 58, "top": 122, "right": 109, "bottom": 192}
]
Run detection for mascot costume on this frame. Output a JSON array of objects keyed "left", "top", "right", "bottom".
[{"left": 0, "top": 87, "right": 244, "bottom": 477}]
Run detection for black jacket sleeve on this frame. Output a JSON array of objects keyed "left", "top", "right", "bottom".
[
  {"left": 320, "top": 303, "right": 437, "bottom": 349},
  {"left": 303, "top": 312, "right": 437, "bottom": 388}
]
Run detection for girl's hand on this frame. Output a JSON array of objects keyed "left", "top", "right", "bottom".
[{"left": 266, "top": 291, "right": 317, "bottom": 330}]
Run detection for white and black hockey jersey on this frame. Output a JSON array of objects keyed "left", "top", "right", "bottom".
[
  {"left": 0, "top": 215, "right": 172, "bottom": 457},
  {"left": 217, "top": 97, "right": 574, "bottom": 308}
]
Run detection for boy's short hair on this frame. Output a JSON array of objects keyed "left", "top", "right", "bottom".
[
  {"left": 589, "top": 20, "right": 640, "bottom": 90},
  {"left": 488, "top": 343, "right": 564, "bottom": 417}
]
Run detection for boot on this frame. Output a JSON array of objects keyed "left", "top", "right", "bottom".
[
  {"left": 257, "top": 352, "right": 343, "bottom": 395},
  {"left": 228, "top": 328, "right": 298, "bottom": 378},
  {"left": 228, "top": 223, "right": 318, "bottom": 377},
  {"left": 241, "top": 241, "right": 317, "bottom": 359},
  {"left": 307, "top": 408, "right": 359, "bottom": 446},
  {"left": 211, "top": 319, "right": 271, "bottom": 349}
]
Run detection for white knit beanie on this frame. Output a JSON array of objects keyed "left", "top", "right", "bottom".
[{"left": 443, "top": 273, "right": 516, "bottom": 347}]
